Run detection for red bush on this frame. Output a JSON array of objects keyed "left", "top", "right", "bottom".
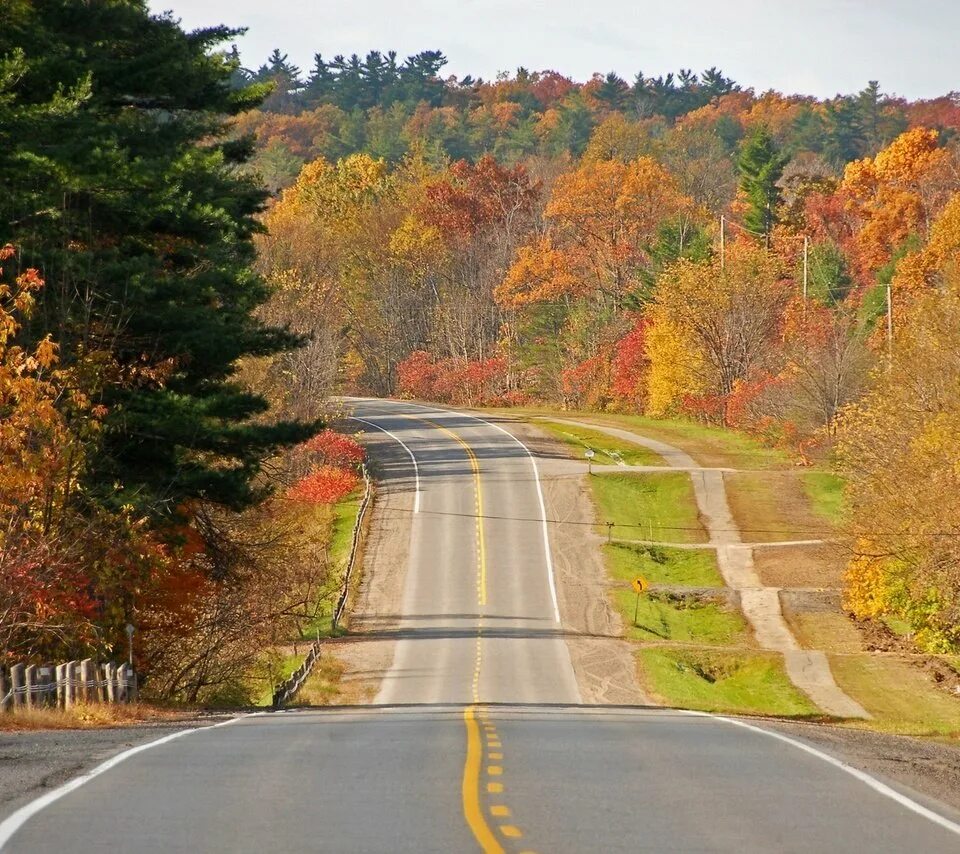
[
  {"left": 396, "top": 350, "right": 511, "bottom": 406},
  {"left": 302, "top": 429, "right": 365, "bottom": 467},
  {"left": 288, "top": 466, "right": 359, "bottom": 504}
]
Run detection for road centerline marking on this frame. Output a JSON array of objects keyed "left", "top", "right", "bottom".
[
  {"left": 400, "top": 412, "right": 537, "bottom": 851},
  {"left": 462, "top": 706, "right": 505, "bottom": 854}
]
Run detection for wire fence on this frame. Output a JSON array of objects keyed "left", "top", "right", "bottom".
[{"left": 0, "top": 660, "right": 137, "bottom": 713}]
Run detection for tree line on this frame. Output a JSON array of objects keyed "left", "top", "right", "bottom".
[{"left": 236, "top": 45, "right": 959, "bottom": 189}]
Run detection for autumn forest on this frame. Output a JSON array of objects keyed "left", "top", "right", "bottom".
[{"left": 4, "top": 3, "right": 960, "bottom": 702}]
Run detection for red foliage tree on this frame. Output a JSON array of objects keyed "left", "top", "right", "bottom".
[{"left": 610, "top": 316, "right": 648, "bottom": 410}]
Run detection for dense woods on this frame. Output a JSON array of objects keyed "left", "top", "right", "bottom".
[
  {"left": 3, "top": 2, "right": 960, "bottom": 698},
  {"left": 248, "top": 49, "right": 960, "bottom": 651}
]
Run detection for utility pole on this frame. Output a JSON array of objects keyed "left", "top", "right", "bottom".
[
  {"left": 720, "top": 215, "right": 725, "bottom": 271},
  {"left": 802, "top": 235, "right": 809, "bottom": 322},
  {"left": 886, "top": 281, "right": 893, "bottom": 365}
]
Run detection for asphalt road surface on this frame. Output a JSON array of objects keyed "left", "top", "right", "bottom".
[{"left": 2, "top": 398, "right": 959, "bottom": 853}]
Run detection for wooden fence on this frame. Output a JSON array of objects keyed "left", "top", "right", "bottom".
[
  {"left": 332, "top": 464, "right": 373, "bottom": 630},
  {"left": 273, "top": 463, "right": 373, "bottom": 709},
  {"left": 0, "top": 660, "right": 137, "bottom": 713}
]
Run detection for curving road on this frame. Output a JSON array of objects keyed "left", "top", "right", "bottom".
[{"left": 1, "top": 398, "right": 959, "bottom": 852}]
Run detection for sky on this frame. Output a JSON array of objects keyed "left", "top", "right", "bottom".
[{"left": 147, "top": 0, "right": 960, "bottom": 100}]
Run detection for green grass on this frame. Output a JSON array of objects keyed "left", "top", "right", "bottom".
[
  {"left": 604, "top": 542, "right": 722, "bottom": 587},
  {"left": 615, "top": 589, "right": 748, "bottom": 645},
  {"left": 590, "top": 471, "right": 707, "bottom": 544},
  {"left": 493, "top": 407, "right": 790, "bottom": 471},
  {"left": 536, "top": 420, "right": 665, "bottom": 467},
  {"left": 639, "top": 647, "right": 820, "bottom": 717},
  {"left": 298, "top": 490, "right": 362, "bottom": 641},
  {"left": 829, "top": 654, "right": 960, "bottom": 736},
  {"left": 802, "top": 471, "right": 846, "bottom": 524},
  {"left": 330, "top": 491, "right": 362, "bottom": 573}
]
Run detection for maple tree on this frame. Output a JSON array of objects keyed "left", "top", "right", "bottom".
[
  {"left": 840, "top": 127, "right": 955, "bottom": 275},
  {"left": 500, "top": 157, "right": 693, "bottom": 309}
]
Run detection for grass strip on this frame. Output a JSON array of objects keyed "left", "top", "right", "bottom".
[
  {"left": 638, "top": 647, "right": 820, "bottom": 717},
  {"left": 613, "top": 589, "right": 748, "bottom": 645},
  {"left": 536, "top": 420, "right": 664, "bottom": 466},
  {"left": 604, "top": 542, "right": 722, "bottom": 587},
  {"left": 828, "top": 654, "right": 960, "bottom": 736},
  {"left": 801, "top": 471, "right": 846, "bottom": 524},
  {"left": 590, "top": 471, "right": 707, "bottom": 544}
]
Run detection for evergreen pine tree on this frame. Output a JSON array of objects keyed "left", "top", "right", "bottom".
[
  {"left": 737, "top": 125, "right": 789, "bottom": 244},
  {"left": 0, "top": 0, "right": 315, "bottom": 518}
]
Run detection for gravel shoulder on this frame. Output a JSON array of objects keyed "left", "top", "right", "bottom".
[
  {"left": 321, "top": 427, "right": 413, "bottom": 705},
  {"left": 760, "top": 717, "right": 960, "bottom": 813}
]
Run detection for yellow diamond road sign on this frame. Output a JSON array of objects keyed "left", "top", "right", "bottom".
[{"left": 632, "top": 576, "right": 648, "bottom": 594}]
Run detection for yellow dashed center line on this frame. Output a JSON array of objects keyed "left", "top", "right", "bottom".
[{"left": 404, "top": 415, "right": 536, "bottom": 853}]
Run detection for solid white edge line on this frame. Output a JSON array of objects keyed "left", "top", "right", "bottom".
[
  {"left": 381, "top": 400, "right": 560, "bottom": 624},
  {"left": 0, "top": 713, "right": 260, "bottom": 849},
  {"left": 678, "top": 709, "right": 960, "bottom": 837},
  {"left": 349, "top": 416, "right": 421, "bottom": 514}
]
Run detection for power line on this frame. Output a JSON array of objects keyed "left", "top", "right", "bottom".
[{"left": 326, "top": 496, "right": 959, "bottom": 540}]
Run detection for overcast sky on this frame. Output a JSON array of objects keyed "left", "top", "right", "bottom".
[{"left": 147, "top": 1, "right": 960, "bottom": 100}]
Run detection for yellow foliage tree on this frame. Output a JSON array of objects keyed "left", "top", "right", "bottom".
[
  {"left": 644, "top": 316, "right": 704, "bottom": 416},
  {"left": 838, "top": 269, "right": 960, "bottom": 650},
  {"left": 893, "top": 191, "right": 960, "bottom": 291},
  {"left": 644, "top": 244, "right": 790, "bottom": 422}
]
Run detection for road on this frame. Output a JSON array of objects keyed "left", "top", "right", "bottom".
[{"left": 2, "top": 398, "right": 959, "bottom": 852}]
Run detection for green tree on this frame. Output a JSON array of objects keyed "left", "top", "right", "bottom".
[
  {"left": 737, "top": 125, "right": 789, "bottom": 244},
  {"left": 0, "top": 0, "right": 313, "bottom": 518}
]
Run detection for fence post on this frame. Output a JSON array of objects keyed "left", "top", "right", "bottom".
[
  {"left": 115, "top": 664, "right": 125, "bottom": 703},
  {"left": 104, "top": 663, "right": 115, "bottom": 703},
  {"left": 55, "top": 664, "right": 66, "bottom": 708},
  {"left": 37, "top": 665, "right": 54, "bottom": 707},
  {"left": 25, "top": 665, "right": 38, "bottom": 709},
  {"left": 10, "top": 664, "right": 25, "bottom": 709},
  {"left": 80, "top": 659, "right": 94, "bottom": 703},
  {"left": 64, "top": 661, "right": 77, "bottom": 708},
  {"left": 0, "top": 668, "right": 8, "bottom": 712}
]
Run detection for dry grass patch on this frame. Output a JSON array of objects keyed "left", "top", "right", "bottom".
[
  {"left": 786, "top": 612, "right": 866, "bottom": 654},
  {"left": 753, "top": 543, "right": 847, "bottom": 588},
  {"left": 725, "top": 470, "right": 830, "bottom": 543},
  {"left": 0, "top": 703, "right": 194, "bottom": 732},
  {"left": 291, "top": 653, "right": 372, "bottom": 706}
]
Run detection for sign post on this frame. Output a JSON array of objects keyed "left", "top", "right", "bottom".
[
  {"left": 125, "top": 623, "right": 135, "bottom": 667},
  {"left": 585, "top": 448, "right": 595, "bottom": 475},
  {"left": 631, "top": 576, "right": 648, "bottom": 626}
]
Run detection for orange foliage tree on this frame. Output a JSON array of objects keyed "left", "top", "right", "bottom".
[
  {"left": 497, "top": 157, "right": 694, "bottom": 310},
  {"left": 840, "top": 128, "right": 956, "bottom": 275}
]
